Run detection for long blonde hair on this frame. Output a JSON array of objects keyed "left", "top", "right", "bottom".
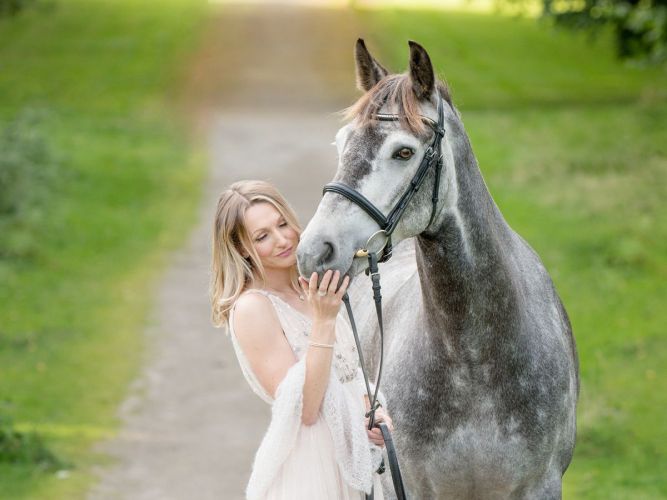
[{"left": 210, "top": 180, "right": 302, "bottom": 328}]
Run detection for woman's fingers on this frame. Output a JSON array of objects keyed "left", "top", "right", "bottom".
[
  {"left": 318, "top": 269, "right": 333, "bottom": 295},
  {"left": 298, "top": 276, "right": 308, "bottom": 292},
  {"left": 304, "top": 269, "right": 349, "bottom": 308},
  {"left": 308, "top": 272, "right": 318, "bottom": 296},
  {"left": 374, "top": 409, "right": 394, "bottom": 431},
  {"left": 335, "top": 275, "right": 350, "bottom": 298},
  {"left": 366, "top": 428, "right": 385, "bottom": 447},
  {"left": 328, "top": 270, "right": 340, "bottom": 293}
]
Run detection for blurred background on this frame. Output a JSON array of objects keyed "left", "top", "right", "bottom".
[{"left": 0, "top": 0, "right": 665, "bottom": 498}]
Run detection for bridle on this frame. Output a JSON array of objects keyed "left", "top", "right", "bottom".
[
  {"left": 321, "top": 98, "right": 446, "bottom": 500},
  {"left": 323, "top": 97, "right": 446, "bottom": 263}
]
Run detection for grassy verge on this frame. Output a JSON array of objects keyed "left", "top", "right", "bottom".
[
  {"left": 358, "top": 8, "right": 666, "bottom": 499},
  {"left": 0, "top": 0, "right": 207, "bottom": 497}
]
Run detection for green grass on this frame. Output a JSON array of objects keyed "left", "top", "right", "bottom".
[
  {"left": 359, "top": 8, "right": 667, "bottom": 499},
  {"left": 0, "top": 0, "right": 207, "bottom": 497}
]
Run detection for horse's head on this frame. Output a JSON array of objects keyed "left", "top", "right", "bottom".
[{"left": 298, "top": 39, "right": 460, "bottom": 278}]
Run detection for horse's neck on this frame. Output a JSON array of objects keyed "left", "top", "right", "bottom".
[{"left": 416, "top": 132, "right": 519, "bottom": 350}]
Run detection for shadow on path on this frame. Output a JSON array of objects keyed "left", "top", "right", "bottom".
[{"left": 89, "top": 5, "right": 360, "bottom": 500}]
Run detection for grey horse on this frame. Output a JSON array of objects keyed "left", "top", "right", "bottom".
[{"left": 297, "top": 40, "right": 578, "bottom": 499}]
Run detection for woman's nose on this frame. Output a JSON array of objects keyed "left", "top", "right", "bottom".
[{"left": 275, "top": 229, "right": 289, "bottom": 246}]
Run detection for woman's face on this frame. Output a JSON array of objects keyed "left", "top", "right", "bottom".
[{"left": 243, "top": 202, "right": 299, "bottom": 271}]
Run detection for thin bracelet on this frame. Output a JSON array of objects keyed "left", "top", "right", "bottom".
[{"left": 308, "top": 341, "right": 335, "bottom": 349}]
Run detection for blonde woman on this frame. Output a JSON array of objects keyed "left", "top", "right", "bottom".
[{"left": 211, "top": 180, "right": 388, "bottom": 500}]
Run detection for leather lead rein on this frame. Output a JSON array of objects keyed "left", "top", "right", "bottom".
[{"left": 343, "top": 251, "right": 406, "bottom": 500}]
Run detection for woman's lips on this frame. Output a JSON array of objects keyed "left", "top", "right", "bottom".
[{"left": 277, "top": 247, "right": 293, "bottom": 257}]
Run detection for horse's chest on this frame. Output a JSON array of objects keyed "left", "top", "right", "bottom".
[
  {"left": 383, "top": 339, "right": 566, "bottom": 498},
  {"left": 402, "top": 419, "right": 533, "bottom": 498}
]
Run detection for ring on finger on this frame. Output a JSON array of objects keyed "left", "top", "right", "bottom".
[{"left": 317, "top": 290, "right": 327, "bottom": 297}]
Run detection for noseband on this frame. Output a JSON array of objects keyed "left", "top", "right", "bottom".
[{"left": 323, "top": 97, "right": 445, "bottom": 263}]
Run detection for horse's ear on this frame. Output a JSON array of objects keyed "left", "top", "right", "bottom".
[
  {"left": 408, "top": 40, "right": 435, "bottom": 100},
  {"left": 355, "top": 38, "right": 390, "bottom": 92}
]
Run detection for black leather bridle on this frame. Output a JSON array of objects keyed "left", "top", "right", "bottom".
[
  {"left": 323, "top": 98, "right": 446, "bottom": 500},
  {"left": 323, "top": 97, "right": 445, "bottom": 263}
]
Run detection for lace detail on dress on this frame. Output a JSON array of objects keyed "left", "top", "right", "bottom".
[
  {"left": 265, "top": 293, "right": 359, "bottom": 384},
  {"left": 228, "top": 289, "right": 379, "bottom": 498}
]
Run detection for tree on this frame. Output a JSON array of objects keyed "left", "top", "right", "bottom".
[
  {"left": 544, "top": 0, "right": 667, "bottom": 63},
  {"left": 0, "top": 0, "right": 33, "bottom": 18}
]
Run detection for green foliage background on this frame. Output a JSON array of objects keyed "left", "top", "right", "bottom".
[
  {"left": 0, "top": 0, "right": 207, "bottom": 497},
  {"left": 544, "top": 0, "right": 667, "bottom": 63},
  {"left": 1, "top": 1, "right": 665, "bottom": 498}
]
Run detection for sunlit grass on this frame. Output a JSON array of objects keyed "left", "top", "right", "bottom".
[
  {"left": 0, "top": 0, "right": 208, "bottom": 497},
  {"left": 359, "top": 7, "right": 667, "bottom": 498}
]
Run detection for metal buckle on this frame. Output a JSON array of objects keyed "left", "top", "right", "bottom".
[{"left": 355, "top": 230, "right": 388, "bottom": 258}]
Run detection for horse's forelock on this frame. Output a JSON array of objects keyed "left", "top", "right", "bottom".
[{"left": 343, "top": 73, "right": 452, "bottom": 136}]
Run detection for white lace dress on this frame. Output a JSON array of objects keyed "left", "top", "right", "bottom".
[{"left": 228, "top": 290, "right": 384, "bottom": 500}]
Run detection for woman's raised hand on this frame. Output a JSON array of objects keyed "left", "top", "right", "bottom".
[{"left": 298, "top": 270, "right": 350, "bottom": 324}]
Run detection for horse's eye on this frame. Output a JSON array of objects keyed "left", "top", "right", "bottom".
[{"left": 393, "top": 147, "right": 414, "bottom": 160}]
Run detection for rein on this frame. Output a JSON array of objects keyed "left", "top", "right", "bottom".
[
  {"left": 324, "top": 98, "right": 446, "bottom": 500},
  {"left": 342, "top": 251, "right": 407, "bottom": 500}
]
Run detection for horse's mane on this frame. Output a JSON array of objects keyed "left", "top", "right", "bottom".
[{"left": 344, "top": 73, "right": 453, "bottom": 135}]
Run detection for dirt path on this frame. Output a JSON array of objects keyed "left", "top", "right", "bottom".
[{"left": 89, "top": 5, "right": 359, "bottom": 499}]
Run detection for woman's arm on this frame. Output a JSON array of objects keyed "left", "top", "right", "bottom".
[
  {"left": 233, "top": 293, "right": 298, "bottom": 398},
  {"left": 233, "top": 270, "right": 349, "bottom": 426},
  {"left": 300, "top": 316, "right": 335, "bottom": 425},
  {"left": 299, "top": 270, "right": 350, "bottom": 425}
]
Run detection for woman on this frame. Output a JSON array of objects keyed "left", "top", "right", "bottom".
[{"left": 210, "top": 180, "right": 388, "bottom": 499}]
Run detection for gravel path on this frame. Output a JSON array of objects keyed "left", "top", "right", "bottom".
[{"left": 89, "top": 5, "right": 359, "bottom": 499}]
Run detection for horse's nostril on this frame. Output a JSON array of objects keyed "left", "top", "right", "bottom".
[
  {"left": 299, "top": 238, "right": 338, "bottom": 276},
  {"left": 319, "top": 241, "right": 335, "bottom": 266}
]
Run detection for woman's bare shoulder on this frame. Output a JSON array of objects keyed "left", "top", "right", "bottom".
[{"left": 233, "top": 291, "right": 281, "bottom": 341}]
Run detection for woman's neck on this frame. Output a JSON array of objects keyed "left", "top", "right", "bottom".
[{"left": 254, "top": 266, "right": 297, "bottom": 296}]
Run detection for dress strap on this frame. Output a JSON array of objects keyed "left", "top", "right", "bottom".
[
  {"left": 236, "top": 289, "right": 284, "bottom": 325},
  {"left": 237, "top": 289, "right": 296, "bottom": 326},
  {"left": 240, "top": 288, "right": 271, "bottom": 298}
]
